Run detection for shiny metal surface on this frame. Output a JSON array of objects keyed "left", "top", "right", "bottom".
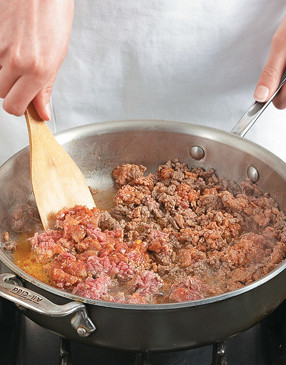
[
  {"left": 247, "top": 166, "right": 259, "bottom": 183},
  {"left": 1, "top": 120, "right": 286, "bottom": 350},
  {"left": 0, "top": 273, "right": 95, "bottom": 337},
  {"left": 231, "top": 69, "right": 286, "bottom": 137},
  {"left": 189, "top": 145, "right": 205, "bottom": 160}
]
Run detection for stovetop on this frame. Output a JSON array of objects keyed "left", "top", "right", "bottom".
[{"left": 1, "top": 297, "right": 286, "bottom": 365}]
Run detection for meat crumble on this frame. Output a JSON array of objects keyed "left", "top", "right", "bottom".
[{"left": 12, "top": 159, "right": 286, "bottom": 304}]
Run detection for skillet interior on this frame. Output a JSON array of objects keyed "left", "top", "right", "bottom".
[{"left": 1, "top": 119, "right": 286, "bottom": 310}]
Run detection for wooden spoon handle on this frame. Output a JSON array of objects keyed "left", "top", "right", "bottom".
[
  {"left": 25, "top": 103, "right": 42, "bottom": 124},
  {"left": 25, "top": 103, "right": 53, "bottom": 147}
]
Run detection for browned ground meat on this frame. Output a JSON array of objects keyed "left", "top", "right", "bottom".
[
  {"left": 9, "top": 203, "right": 41, "bottom": 233},
  {"left": 13, "top": 159, "right": 286, "bottom": 304}
]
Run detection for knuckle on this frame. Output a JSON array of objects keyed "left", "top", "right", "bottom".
[
  {"left": 261, "top": 64, "right": 280, "bottom": 82},
  {"left": 8, "top": 53, "right": 45, "bottom": 78},
  {"left": 30, "top": 61, "right": 46, "bottom": 78},
  {"left": 8, "top": 53, "right": 23, "bottom": 71}
]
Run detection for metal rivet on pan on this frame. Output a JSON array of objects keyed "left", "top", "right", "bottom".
[
  {"left": 247, "top": 166, "right": 259, "bottom": 182},
  {"left": 77, "top": 326, "right": 87, "bottom": 337},
  {"left": 190, "top": 146, "right": 205, "bottom": 160}
]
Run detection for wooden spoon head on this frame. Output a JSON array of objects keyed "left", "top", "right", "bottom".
[{"left": 25, "top": 104, "right": 95, "bottom": 230}]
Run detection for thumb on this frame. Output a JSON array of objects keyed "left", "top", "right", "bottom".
[
  {"left": 254, "top": 46, "right": 285, "bottom": 103},
  {"left": 32, "top": 76, "right": 56, "bottom": 121}
]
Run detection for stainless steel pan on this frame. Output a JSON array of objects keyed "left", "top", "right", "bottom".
[{"left": 1, "top": 82, "right": 286, "bottom": 351}]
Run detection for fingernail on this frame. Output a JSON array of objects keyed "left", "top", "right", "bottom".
[
  {"left": 46, "top": 103, "right": 51, "bottom": 120},
  {"left": 254, "top": 85, "right": 269, "bottom": 102}
]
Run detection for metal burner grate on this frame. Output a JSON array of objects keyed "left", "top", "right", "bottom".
[
  {"left": 134, "top": 353, "right": 150, "bottom": 365},
  {"left": 60, "top": 338, "right": 72, "bottom": 365},
  {"left": 59, "top": 341, "right": 228, "bottom": 365},
  {"left": 212, "top": 343, "right": 227, "bottom": 365}
]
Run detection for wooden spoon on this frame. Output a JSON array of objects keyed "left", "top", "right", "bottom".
[{"left": 25, "top": 103, "right": 95, "bottom": 230}]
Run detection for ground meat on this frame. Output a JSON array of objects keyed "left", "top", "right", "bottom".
[
  {"left": 113, "top": 185, "right": 148, "bottom": 206},
  {"left": 55, "top": 205, "right": 101, "bottom": 237},
  {"left": 9, "top": 203, "right": 40, "bottom": 233},
  {"left": 50, "top": 252, "right": 87, "bottom": 289},
  {"left": 98, "top": 210, "right": 121, "bottom": 231},
  {"left": 72, "top": 276, "right": 112, "bottom": 300},
  {"left": 3, "top": 231, "right": 9, "bottom": 242},
  {"left": 2, "top": 231, "right": 16, "bottom": 251},
  {"left": 169, "top": 277, "right": 205, "bottom": 302},
  {"left": 30, "top": 230, "right": 65, "bottom": 260},
  {"left": 3, "top": 240, "right": 16, "bottom": 251},
  {"left": 147, "top": 230, "right": 173, "bottom": 265},
  {"left": 129, "top": 270, "right": 163, "bottom": 295},
  {"left": 81, "top": 239, "right": 148, "bottom": 282},
  {"left": 14, "top": 158, "right": 286, "bottom": 304},
  {"left": 112, "top": 164, "right": 146, "bottom": 187}
]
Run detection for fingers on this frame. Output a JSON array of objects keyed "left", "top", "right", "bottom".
[
  {"left": 0, "top": 69, "right": 19, "bottom": 99},
  {"left": 2, "top": 74, "right": 45, "bottom": 116},
  {"left": 32, "top": 76, "right": 56, "bottom": 120},
  {"left": 1, "top": 68, "right": 56, "bottom": 119},
  {"left": 254, "top": 15, "right": 286, "bottom": 109},
  {"left": 254, "top": 44, "right": 286, "bottom": 103}
]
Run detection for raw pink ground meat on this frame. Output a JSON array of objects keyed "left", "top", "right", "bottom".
[{"left": 72, "top": 276, "right": 111, "bottom": 300}]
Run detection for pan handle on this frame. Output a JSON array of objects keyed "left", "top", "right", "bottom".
[
  {"left": 0, "top": 273, "right": 96, "bottom": 337},
  {"left": 231, "top": 69, "right": 286, "bottom": 137}
]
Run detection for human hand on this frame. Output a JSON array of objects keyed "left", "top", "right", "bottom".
[
  {"left": 0, "top": 0, "right": 74, "bottom": 120},
  {"left": 254, "top": 14, "right": 286, "bottom": 109}
]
